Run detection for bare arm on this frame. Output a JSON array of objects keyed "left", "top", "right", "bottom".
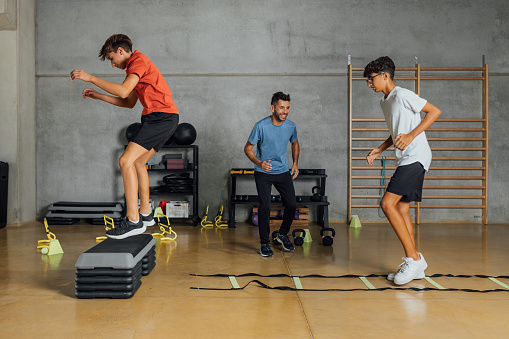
[
  {"left": 244, "top": 141, "right": 272, "bottom": 172},
  {"left": 394, "top": 102, "right": 442, "bottom": 150},
  {"left": 81, "top": 88, "right": 138, "bottom": 108},
  {"left": 70, "top": 70, "right": 140, "bottom": 99},
  {"left": 290, "top": 139, "right": 299, "bottom": 179},
  {"left": 366, "top": 136, "right": 393, "bottom": 165}
]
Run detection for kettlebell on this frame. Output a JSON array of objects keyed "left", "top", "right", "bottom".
[
  {"left": 271, "top": 195, "right": 277, "bottom": 202},
  {"left": 271, "top": 230, "right": 280, "bottom": 245},
  {"left": 292, "top": 229, "right": 306, "bottom": 246},
  {"left": 311, "top": 186, "right": 322, "bottom": 202},
  {"left": 296, "top": 196, "right": 303, "bottom": 203},
  {"left": 320, "top": 227, "right": 335, "bottom": 246}
]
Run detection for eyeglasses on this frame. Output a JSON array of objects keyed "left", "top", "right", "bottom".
[{"left": 366, "top": 72, "right": 385, "bottom": 84}]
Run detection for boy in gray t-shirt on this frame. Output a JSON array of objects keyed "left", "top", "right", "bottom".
[{"left": 364, "top": 56, "right": 441, "bottom": 285}]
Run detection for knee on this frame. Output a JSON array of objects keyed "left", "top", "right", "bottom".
[
  {"left": 134, "top": 158, "right": 146, "bottom": 170},
  {"left": 118, "top": 155, "right": 133, "bottom": 171},
  {"left": 380, "top": 198, "right": 393, "bottom": 213}
]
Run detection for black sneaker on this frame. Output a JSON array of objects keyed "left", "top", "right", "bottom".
[
  {"left": 106, "top": 216, "right": 147, "bottom": 239},
  {"left": 141, "top": 212, "right": 156, "bottom": 227},
  {"left": 259, "top": 243, "right": 274, "bottom": 257},
  {"left": 276, "top": 233, "right": 295, "bottom": 251}
]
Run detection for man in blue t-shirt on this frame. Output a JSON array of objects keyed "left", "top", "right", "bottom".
[{"left": 244, "top": 92, "right": 300, "bottom": 257}]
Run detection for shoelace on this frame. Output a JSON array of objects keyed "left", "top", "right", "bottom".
[
  {"left": 108, "top": 218, "right": 130, "bottom": 234},
  {"left": 397, "top": 258, "right": 410, "bottom": 273}
]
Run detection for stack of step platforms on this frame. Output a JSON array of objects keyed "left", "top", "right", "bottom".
[
  {"left": 75, "top": 234, "right": 156, "bottom": 299},
  {"left": 45, "top": 201, "right": 123, "bottom": 225}
]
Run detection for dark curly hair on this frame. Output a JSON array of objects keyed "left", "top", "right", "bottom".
[
  {"left": 271, "top": 92, "right": 291, "bottom": 106},
  {"left": 99, "top": 34, "right": 133, "bottom": 61},
  {"left": 363, "top": 56, "right": 395, "bottom": 79}
]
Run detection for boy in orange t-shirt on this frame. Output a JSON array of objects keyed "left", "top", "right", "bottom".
[{"left": 71, "top": 34, "right": 179, "bottom": 239}]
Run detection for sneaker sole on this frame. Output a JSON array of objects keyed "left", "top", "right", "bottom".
[
  {"left": 387, "top": 271, "right": 425, "bottom": 281},
  {"left": 275, "top": 237, "right": 294, "bottom": 251},
  {"left": 106, "top": 224, "right": 147, "bottom": 240},
  {"left": 143, "top": 219, "right": 156, "bottom": 227},
  {"left": 259, "top": 251, "right": 273, "bottom": 257}
]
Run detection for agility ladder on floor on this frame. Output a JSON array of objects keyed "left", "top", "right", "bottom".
[{"left": 190, "top": 273, "right": 509, "bottom": 293}]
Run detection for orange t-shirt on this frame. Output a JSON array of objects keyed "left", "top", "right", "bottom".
[{"left": 126, "top": 51, "right": 179, "bottom": 115}]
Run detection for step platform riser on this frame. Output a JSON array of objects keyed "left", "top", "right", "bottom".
[{"left": 75, "top": 234, "right": 156, "bottom": 299}]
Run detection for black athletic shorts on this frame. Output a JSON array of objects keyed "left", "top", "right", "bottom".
[
  {"left": 386, "top": 162, "right": 426, "bottom": 202},
  {"left": 132, "top": 112, "right": 179, "bottom": 152}
]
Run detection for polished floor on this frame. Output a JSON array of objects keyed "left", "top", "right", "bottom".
[{"left": 1, "top": 221, "right": 509, "bottom": 338}]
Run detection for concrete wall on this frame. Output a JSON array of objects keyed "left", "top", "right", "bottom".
[
  {"left": 0, "top": 0, "right": 36, "bottom": 225},
  {"left": 35, "top": 0, "right": 509, "bottom": 223}
]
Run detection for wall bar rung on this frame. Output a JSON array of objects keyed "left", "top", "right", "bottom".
[
  {"left": 352, "top": 195, "right": 484, "bottom": 199},
  {"left": 352, "top": 147, "right": 486, "bottom": 151},
  {"left": 352, "top": 156, "right": 485, "bottom": 161},
  {"left": 352, "top": 166, "right": 484, "bottom": 171},
  {"left": 352, "top": 176, "right": 485, "bottom": 180},
  {"left": 352, "top": 137, "right": 485, "bottom": 141},
  {"left": 352, "top": 128, "right": 485, "bottom": 132},
  {"left": 352, "top": 118, "right": 485, "bottom": 122},
  {"left": 352, "top": 185, "right": 484, "bottom": 190}
]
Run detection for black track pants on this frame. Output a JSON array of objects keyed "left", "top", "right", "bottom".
[{"left": 254, "top": 171, "right": 296, "bottom": 244}]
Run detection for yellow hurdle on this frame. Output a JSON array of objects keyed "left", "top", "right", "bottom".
[
  {"left": 152, "top": 213, "right": 177, "bottom": 241},
  {"left": 214, "top": 205, "right": 229, "bottom": 228},
  {"left": 201, "top": 205, "right": 214, "bottom": 228}
]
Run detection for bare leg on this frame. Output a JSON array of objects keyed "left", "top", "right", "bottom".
[
  {"left": 380, "top": 192, "right": 419, "bottom": 260},
  {"left": 119, "top": 142, "right": 153, "bottom": 221},
  {"left": 134, "top": 148, "right": 157, "bottom": 215},
  {"left": 396, "top": 201, "right": 415, "bottom": 247}
]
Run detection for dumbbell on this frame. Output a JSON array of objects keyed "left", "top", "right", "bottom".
[
  {"left": 292, "top": 229, "right": 306, "bottom": 246},
  {"left": 320, "top": 227, "right": 335, "bottom": 246}
]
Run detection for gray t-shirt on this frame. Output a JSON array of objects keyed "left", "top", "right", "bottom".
[{"left": 380, "top": 86, "right": 431, "bottom": 170}]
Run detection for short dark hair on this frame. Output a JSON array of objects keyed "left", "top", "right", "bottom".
[
  {"left": 99, "top": 34, "right": 133, "bottom": 61},
  {"left": 363, "top": 56, "right": 395, "bottom": 79},
  {"left": 271, "top": 92, "right": 291, "bottom": 106}
]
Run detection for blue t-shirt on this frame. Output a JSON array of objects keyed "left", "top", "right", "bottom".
[{"left": 248, "top": 116, "right": 298, "bottom": 174}]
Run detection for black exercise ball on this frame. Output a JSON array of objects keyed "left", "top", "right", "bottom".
[
  {"left": 172, "top": 123, "right": 197, "bottom": 145},
  {"left": 125, "top": 123, "right": 142, "bottom": 143}
]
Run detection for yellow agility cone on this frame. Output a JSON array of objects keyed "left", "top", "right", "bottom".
[
  {"left": 303, "top": 228, "right": 312, "bottom": 243},
  {"left": 349, "top": 215, "right": 362, "bottom": 228}
]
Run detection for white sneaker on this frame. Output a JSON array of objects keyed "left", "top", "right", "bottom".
[
  {"left": 387, "top": 270, "right": 425, "bottom": 281},
  {"left": 393, "top": 253, "right": 428, "bottom": 285}
]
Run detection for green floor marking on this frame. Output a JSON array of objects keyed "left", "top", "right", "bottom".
[
  {"left": 228, "top": 276, "right": 240, "bottom": 289},
  {"left": 292, "top": 277, "right": 303, "bottom": 290},
  {"left": 424, "top": 277, "right": 445, "bottom": 289},
  {"left": 359, "top": 276, "right": 376, "bottom": 289},
  {"left": 488, "top": 277, "right": 509, "bottom": 289}
]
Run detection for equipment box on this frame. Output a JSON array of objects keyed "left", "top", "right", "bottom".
[{"left": 166, "top": 201, "right": 189, "bottom": 218}]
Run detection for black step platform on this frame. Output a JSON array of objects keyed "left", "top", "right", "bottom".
[{"left": 45, "top": 201, "right": 124, "bottom": 225}]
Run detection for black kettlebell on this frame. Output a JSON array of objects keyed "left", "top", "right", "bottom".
[
  {"left": 292, "top": 229, "right": 306, "bottom": 246},
  {"left": 311, "top": 186, "right": 322, "bottom": 202},
  {"left": 296, "top": 196, "right": 303, "bottom": 203},
  {"left": 271, "top": 195, "right": 277, "bottom": 202},
  {"left": 320, "top": 227, "right": 335, "bottom": 246},
  {"left": 271, "top": 230, "right": 280, "bottom": 245}
]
